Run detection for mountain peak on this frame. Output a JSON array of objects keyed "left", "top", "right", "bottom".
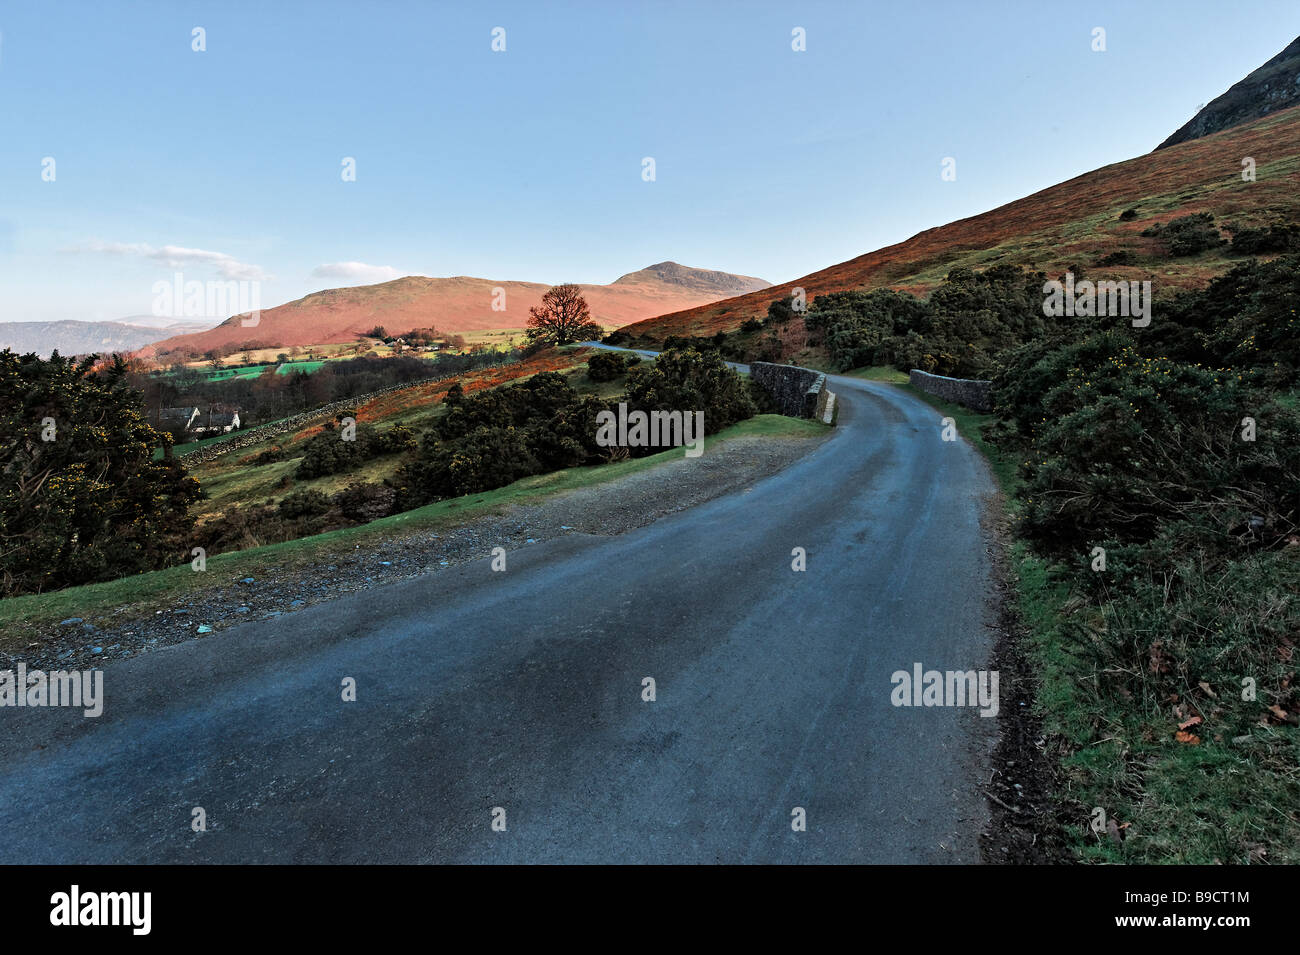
[
  {"left": 612, "top": 261, "right": 771, "bottom": 295},
  {"left": 1157, "top": 35, "right": 1300, "bottom": 150}
]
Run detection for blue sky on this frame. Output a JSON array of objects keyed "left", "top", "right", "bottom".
[{"left": 2, "top": 0, "right": 1298, "bottom": 323}]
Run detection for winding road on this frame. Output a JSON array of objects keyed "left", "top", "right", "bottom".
[{"left": 0, "top": 370, "right": 999, "bottom": 863}]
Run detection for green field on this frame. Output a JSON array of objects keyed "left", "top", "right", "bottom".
[
  {"left": 202, "top": 364, "right": 267, "bottom": 381},
  {"left": 276, "top": 360, "right": 323, "bottom": 375},
  {"left": 168, "top": 359, "right": 329, "bottom": 382}
]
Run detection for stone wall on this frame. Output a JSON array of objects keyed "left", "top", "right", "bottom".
[
  {"left": 907, "top": 369, "right": 993, "bottom": 413},
  {"left": 750, "top": 361, "right": 836, "bottom": 423}
]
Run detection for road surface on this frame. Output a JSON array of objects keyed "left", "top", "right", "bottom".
[{"left": 0, "top": 372, "right": 1000, "bottom": 863}]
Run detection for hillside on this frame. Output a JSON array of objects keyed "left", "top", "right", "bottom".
[
  {"left": 140, "top": 262, "right": 769, "bottom": 360},
  {"left": 1157, "top": 35, "right": 1300, "bottom": 149},
  {"left": 0, "top": 319, "right": 212, "bottom": 358},
  {"left": 621, "top": 103, "right": 1300, "bottom": 344}
]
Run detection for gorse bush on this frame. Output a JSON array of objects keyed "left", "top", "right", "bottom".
[
  {"left": 0, "top": 352, "right": 202, "bottom": 596},
  {"left": 399, "top": 349, "right": 757, "bottom": 505},
  {"left": 295, "top": 420, "right": 416, "bottom": 479},
  {"left": 1229, "top": 222, "right": 1300, "bottom": 256},
  {"left": 998, "top": 334, "right": 1300, "bottom": 558},
  {"left": 277, "top": 487, "right": 332, "bottom": 519},
  {"left": 400, "top": 371, "right": 607, "bottom": 503},
  {"left": 624, "top": 347, "right": 756, "bottom": 435},
  {"left": 800, "top": 265, "right": 1053, "bottom": 376},
  {"left": 585, "top": 350, "right": 633, "bottom": 382},
  {"left": 1140, "top": 212, "right": 1225, "bottom": 256},
  {"left": 1145, "top": 254, "right": 1300, "bottom": 386},
  {"left": 985, "top": 256, "right": 1300, "bottom": 863},
  {"left": 333, "top": 481, "right": 396, "bottom": 522}
]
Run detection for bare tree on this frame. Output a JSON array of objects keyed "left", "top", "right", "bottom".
[{"left": 526, "top": 284, "right": 602, "bottom": 347}]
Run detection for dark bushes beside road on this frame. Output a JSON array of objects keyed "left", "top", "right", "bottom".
[
  {"left": 398, "top": 348, "right": 756, "bottom": 504},
  {"left": 983, "top": 255, "right": 1300, "bottom": 862}
]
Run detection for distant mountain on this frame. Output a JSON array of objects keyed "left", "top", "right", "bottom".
[
  {"left": 0, "top": 320, "right": 214, "bottom": 358},
  {"left": 137, "top": 263, "right": 770, "bottom": 359},
  {"left": 114, "top": 313, "right": 218, "bottom": 330},
  {"left": 611, "top": 261, "right": 770, "bottom": 295},
  {"left": 1157, "top": 35, "right": 1300, "bottom": 149}
]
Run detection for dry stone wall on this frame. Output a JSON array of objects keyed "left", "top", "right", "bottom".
[
  {"left": 907, "top": 369, "right": 993, "bottom": 413},
  {"left": 750, "top": 361, "right": 836, "bottom": 423}
]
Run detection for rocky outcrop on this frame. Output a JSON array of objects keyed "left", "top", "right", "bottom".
[{"left": 1157, "top": 36, "right": 1300, "bottom": 150}]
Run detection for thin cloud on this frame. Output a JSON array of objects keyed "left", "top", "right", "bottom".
[{"left": 68, "top": 240, "right": 269, "bottom": 281}]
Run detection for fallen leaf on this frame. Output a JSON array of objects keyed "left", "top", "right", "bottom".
[
  {"left": 1178, "top": 716, "right": 1203, "bottom": 731},
  {"left": 1175, "top": 731, "right": 1201, "bottom": 744}
]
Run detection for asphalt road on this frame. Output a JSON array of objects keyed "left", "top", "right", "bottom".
[{"left": 0, "top": 372, "right": 999, "bottom": 863}]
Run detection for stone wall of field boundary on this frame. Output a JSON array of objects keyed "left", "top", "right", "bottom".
[
  {"left": 749, "top": 361, "right": 836, "bottom": 423},
  {"left": 180, "top": 372, "right": 464, "bottom": 465},
  {"left": 907, "top": 369, "right": 993, "bottom": 413}
]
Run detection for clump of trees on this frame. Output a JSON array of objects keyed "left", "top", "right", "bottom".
[{"left": 0, "top": 352, "right": 202, "bottom": 595}]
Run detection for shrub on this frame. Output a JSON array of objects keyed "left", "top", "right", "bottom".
[
  {"left": 333, "top": 481, "right": 396, "bottom": 522},
  {"left": 407, "top": 426, "right": 539, "bottom": 499},
  {"left": 0, "top": 352, "right": 202, "bottom": 595},
  {"left": 400, "top": 372, "right": 609, "bottom": 504},
  {"left": 295, "top": 421, "right": 416, "bottom": 479},
  {"left": 278, "top": 488, "right": 332, "bottom": 519},
  {"left": 805, "top": 266, "right": 1049, "bottom": 376},
  {"left": 194, "top": 502, "right": 286, "bottom": 552},
  {"left": 766, "top": 297, "right": 797, "bottom": 324},
  {"left": 1229, "top": 223, "right": 1300, "bottom": 256},
  {"left": 624, "top": 347, "right": 756, "bottom": 435},
  {"left": 586, "top": 350, "right": 628, "bottom": 382},
  {"left": 400, "top": 351, "right": 755, "bottom": 506},
  {"left": 1141, "top": 212, "right": 1225, "bottom": 256},
  {"left": 998, "top": 333, "right": 1300, "bottom": 557},
  {"left": 804, "top": 288, "right": 929, "bottom": 370},
  {"left": 253, "top": 445, "right": 288, "bottom": 465}
]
